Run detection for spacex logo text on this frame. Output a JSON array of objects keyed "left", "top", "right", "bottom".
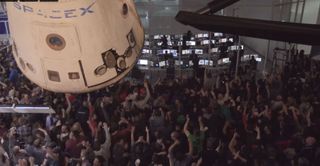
[{"left": 13, "top": 2, "right": 95, "bottom": 19}]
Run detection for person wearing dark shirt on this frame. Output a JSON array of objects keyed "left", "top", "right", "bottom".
[
  {"left": 65, "top": 130, "right": 84, "bottom": 159},
  {"left": 250, "top": 56, "right": 257, "bottom": 71}
]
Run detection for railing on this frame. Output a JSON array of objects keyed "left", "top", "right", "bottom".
[{"left": 0, "top": 105, "right": 55, "bottom": 114}]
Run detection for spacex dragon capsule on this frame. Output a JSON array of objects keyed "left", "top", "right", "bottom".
[{"left": 6, "top": 0, "right": 144, "bottom": 93}]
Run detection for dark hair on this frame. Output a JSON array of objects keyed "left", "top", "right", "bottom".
[
  {"left": 72, "top": 130, "right": 80, "bottom": 138},
  {"left": 95, "top": 155, "right": 105, "bottom": 164},
  {"left": 154, "top": 110, "right": 161, "bottom": 117},
  {"left": 1, "top": 154, "right": 7, "bottom": 164},
  {"left": 172, "top": 145, "right": 186, "bottom": 161}
]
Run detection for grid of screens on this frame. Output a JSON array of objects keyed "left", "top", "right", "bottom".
[{"left": 138, "top": 32, "right": 260, "bottom": 68}]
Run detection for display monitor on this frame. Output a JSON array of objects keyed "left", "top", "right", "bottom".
[
  {"left": 208, "top": 60, "right": 214, "bottom": 66},
  {"left": 154, "top": 35, "right": 162, "bottom": 39},
  {"left": 182, "top": 49, "right": 193, "bottom": 55},
  {"left": 219, "top": 38, "right": 228, "bottom": 43},
  {"left": 175, "top": 60, "right": 183, "bottom": 65},
  {"left": 196, "top": 34, "right": 203, "bottom": 38},
  {"left": 199, "top": 60, "right": 205, "bottom": 65},
  {"left": 210, "top": 48, "right": 219, "bottom": 53},
  {"left": 229, "top": 45, "right": 244, "bottom": 51},
  {"left": 142, "top": 49, "right": 152, "bottom": 54},
  {"left": 222, "top": 58, "right": 230, "bottom": 63},
  {"left": 138, "top": 59, "right": 148, "bottom": 65},
  {"left": 201, "top": 40, "right": 210, "bottom": 45},
  {"left": 242, "top": 54, "right": 258, "bottom": 61},
  {"left": 168, "top": 41, "right": 174, "bottom": 46},
  {"left": 214, "top": 33, "right": 223, "bottom": 37},
  {"left": 159, "top": 61, "right": 166, "bottom": 67},
  {"left": 256, "top": 58, "right": 262, "bottom": 62},
  {"left": 186, "top": 41, "right": 196, "bottom": 46},
  {"left": 195, "top": 49, "right": 203, "bottom": 55},
  {"left": 175, "top": 34, "right": 182, "bottom": 39},
  {"left": 196, "top": 33, "right": 208, "bottom": 38},
  {"left": 157, "top": 49, "right": 178, "bottom": 57}
]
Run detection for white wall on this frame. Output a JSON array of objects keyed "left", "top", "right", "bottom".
[
  {"left": 225, "top": 0, "right": 320, "bottom": 70},
  {"left": 225, "top": 0, "right": 275, "bottom": 63},
  {"left": 297, "top": 0, "right": 320, "bottom": 54}
]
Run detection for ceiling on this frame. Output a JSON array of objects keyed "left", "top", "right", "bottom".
[{"left": 134, "top": 0, "right": 213, "bottom": 34}]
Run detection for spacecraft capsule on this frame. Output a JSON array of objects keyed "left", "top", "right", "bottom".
[{"left": 6, "top": 0, "right": 144, "bottom": 93}]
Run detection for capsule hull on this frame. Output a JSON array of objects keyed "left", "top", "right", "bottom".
[{"left": 6, "top": 0, "right": 144, "bottom": 93}]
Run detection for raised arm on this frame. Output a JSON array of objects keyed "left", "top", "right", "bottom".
[
  {"left": 168, "top": 140, "right": 180, "bottom": 166},
  {"left": 154, "top": 78, "right": 161, "bottom": 87},
  {"left": 37, "top": 128, "right": 51, "bottom": 144},
  {"left": 183, "top": 115, "right": 190, "bottom": 136},
  {"left": 65, "top": 94, "right": 72, "bottom": 117},
  {"left": 198, "top": 117, "right": 208, "bottom": 132},
  {"left": 131, "top": 126, "right": 135, "bottom": 147},
  {"left": 186, "top": 135, "right": 193, "bottom": 156},
  {"left": 145, "top": 127, "right": 150, "bottom": 144},
  {"left": 223, "top": 121, "right": 230, "bottom": 135},
  {"left": 210, "top": 90, "right": 217, "bottom": 100},
  {"left": 228, "top": 132, "right": 238, "bottom": 156},
  {"left": 215, "top": 140, "right": 222, "bottom": 152},
  {"left": 255, "top": 126, "right": 261, "bottom": 140},
  {"left": 306, "top": 110, "right": 312, "bottom": 127},
  {"left": 223, "top": 82, "right": 229, "bottom": 101},
  {"left": 215, "top": 75, "right": 220, "bottom": 89},
  {"left": 228, "top": 133, "right": 247, "bottom": 163},
  {"left": 0, "top": 81, "right": 7, "bottom": 88},
  {"left": 94, "top": 123, "right": 111, "bottom": 157},
  {"left": 142, "top": 80, "right": 151, "bottom": 104},
  {"left": 0, "top": 64, "right": 5, "bottom": 74},
  {"left": 282, "top": 103, "right": 289, "bottom": 115},
  {"left": 133, "top": 80, "right": 151, "bottom": 109},
  {"left": 87, "top": 94, "right": 96, "bottom": 130}
]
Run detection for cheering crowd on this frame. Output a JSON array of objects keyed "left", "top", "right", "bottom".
[{"left": 0, "top": 43, "right": 320, "bottom": 166}]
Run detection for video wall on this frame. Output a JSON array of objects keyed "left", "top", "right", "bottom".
[{"left": 137, "top": 32, "right": 257, "bottom": 68}]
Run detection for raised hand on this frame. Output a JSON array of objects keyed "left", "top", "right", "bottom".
[
  {"left": 186, "top": 115, "right": 190, "bottom": 121},
  {"left": 233, "top": 132, "right": 239, "bottom": 138},
  {"left": 233, "top": 151, "right": 240, "bottom": 159},
  {"left": 255, "top": 126, "right": 260, "bottom": 133},
  {"left": 65, "top": 93, "right": 71, "bottom": 98},
  {"left": 103, "top": 122, "right": 109, "bottom": 131}
]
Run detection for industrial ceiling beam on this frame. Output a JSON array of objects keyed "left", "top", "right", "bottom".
[{"left": 176, "top": 11, "right": 320, "bottom": 45}]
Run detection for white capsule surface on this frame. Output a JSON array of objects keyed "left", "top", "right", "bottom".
[{"left": 6, "top": 0, "right": 144, "bottom": 93}]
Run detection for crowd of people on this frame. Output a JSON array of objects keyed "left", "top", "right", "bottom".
[{"left": 0, "top": 42, "right": 320, "bottom": 166}]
